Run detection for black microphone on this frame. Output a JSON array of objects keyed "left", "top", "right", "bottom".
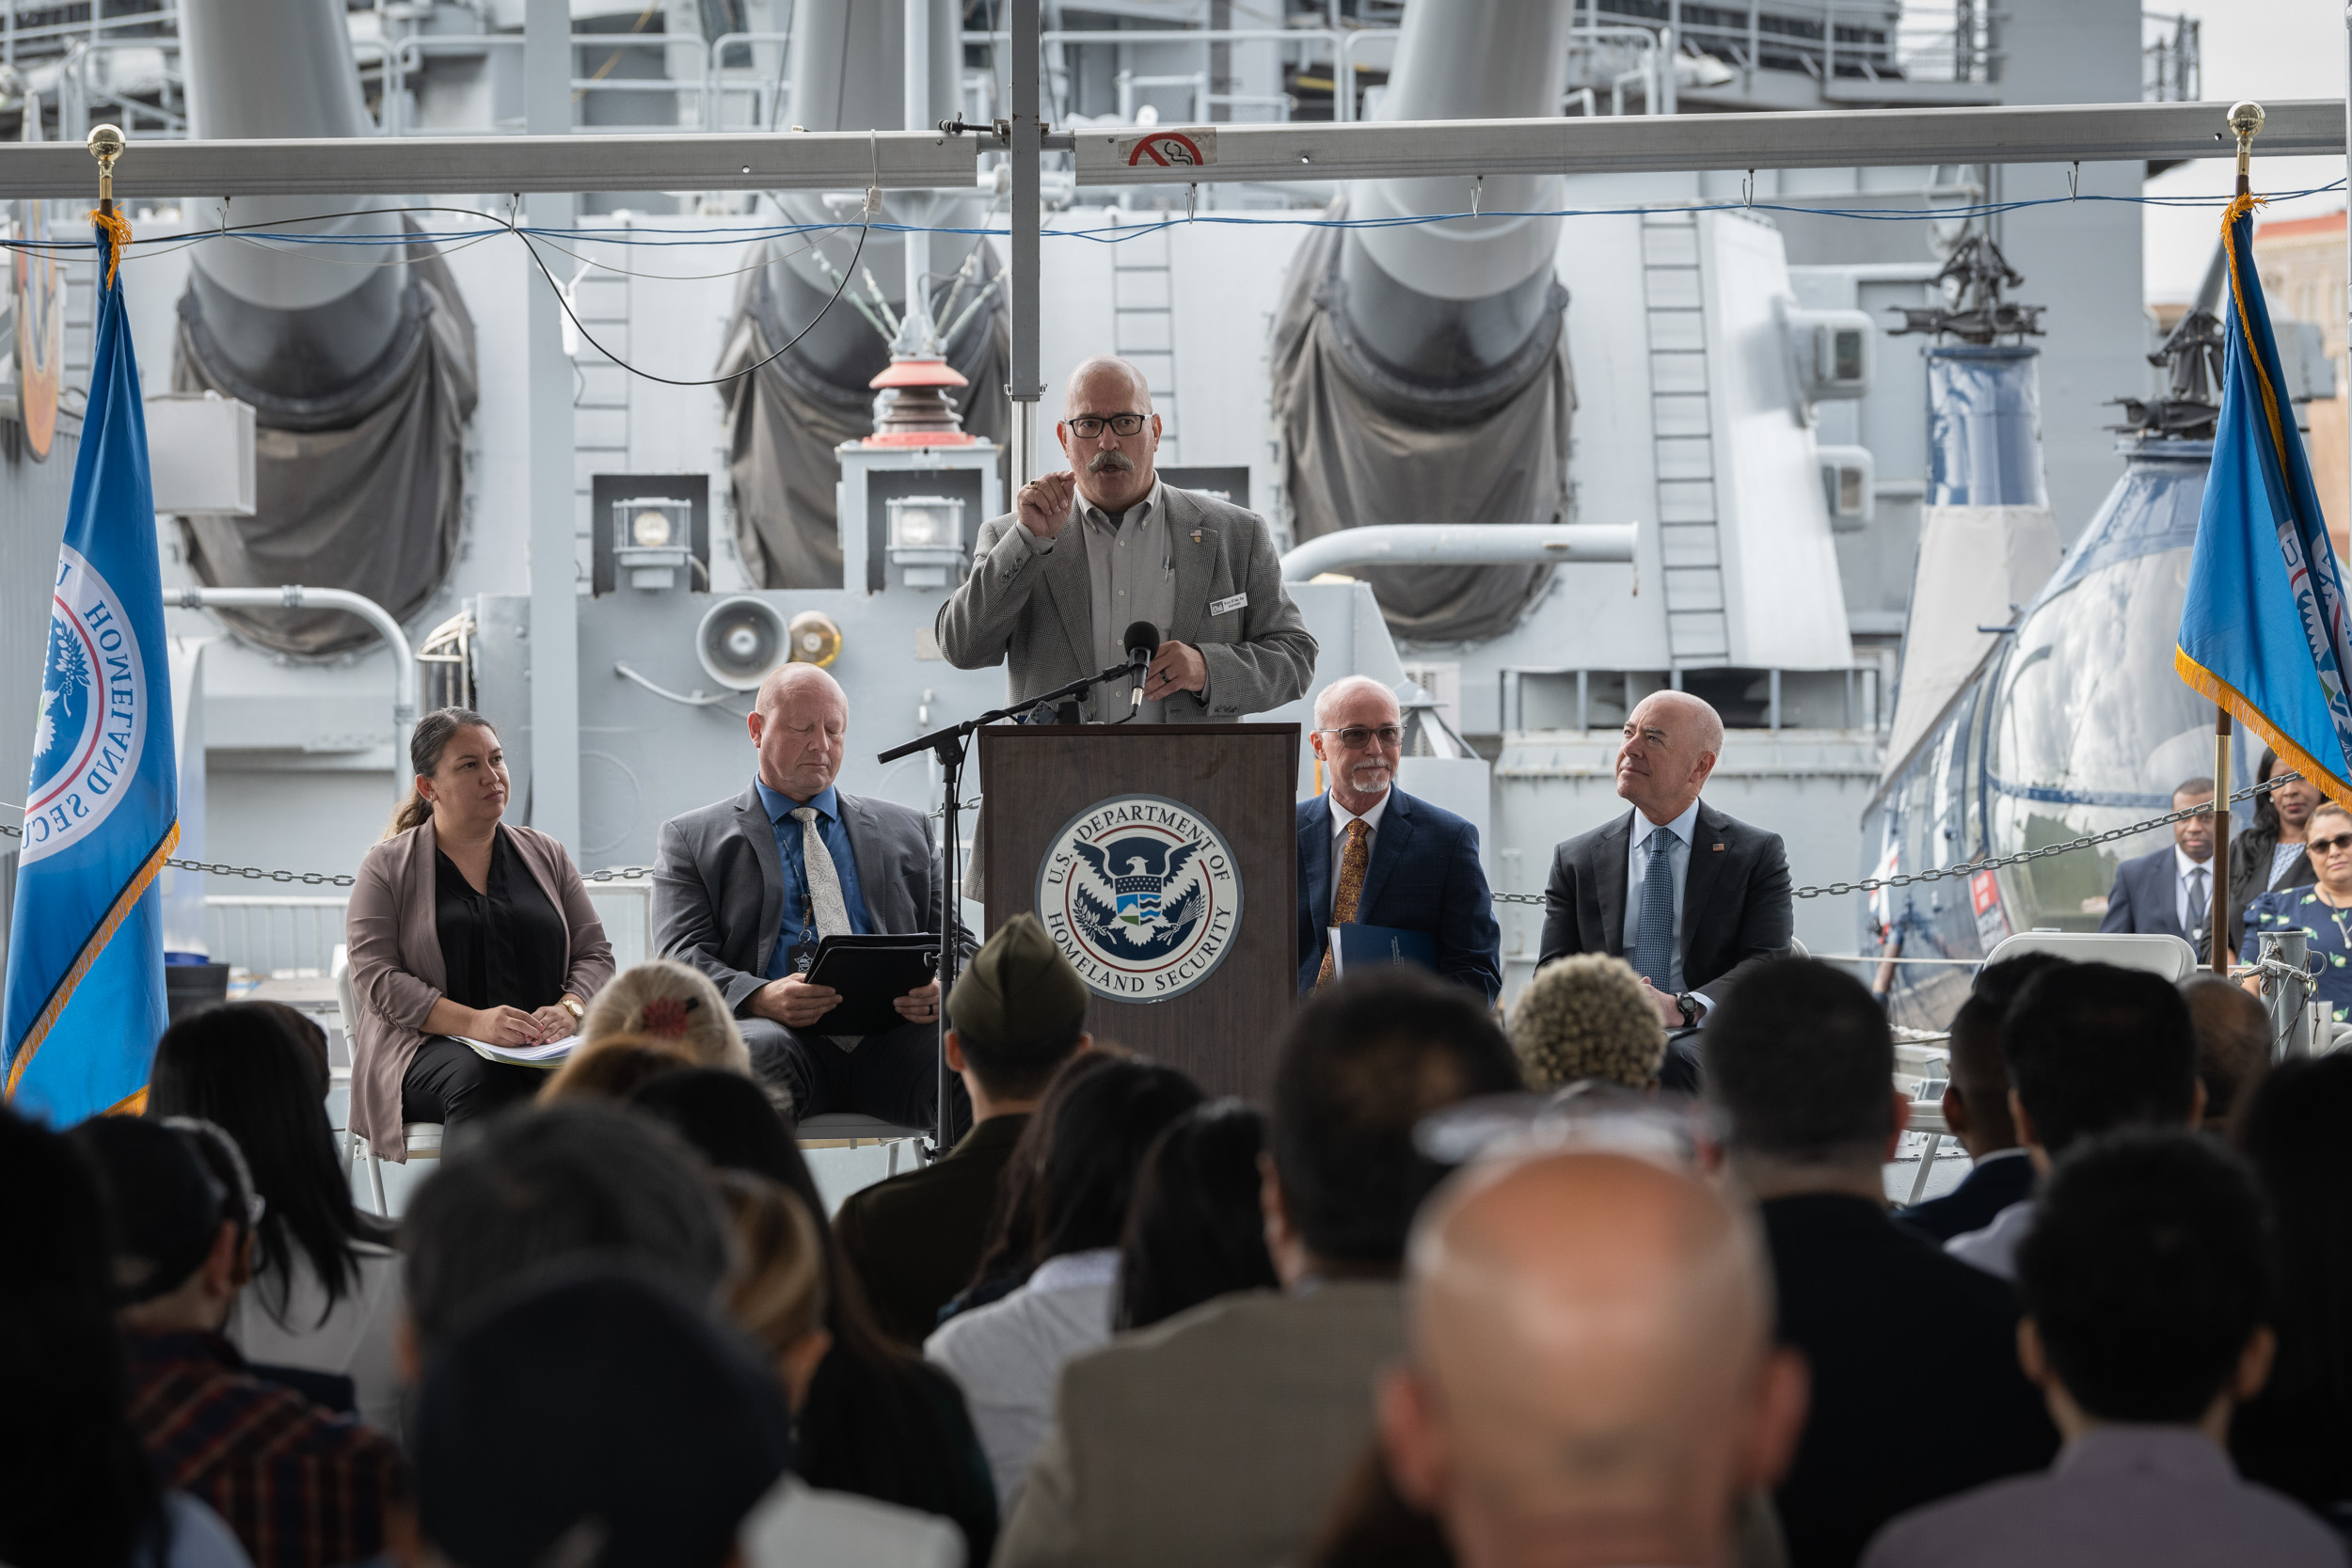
[{"left": 1123, "top": 621, "right": 1161, "bottom": 711}]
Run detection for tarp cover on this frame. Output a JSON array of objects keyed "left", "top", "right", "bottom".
[
  {"left": 717, "top": 241, "right": 1009, "bottom": 589},
  {"left": 171, "top": 230, "right": 478, "bottom": 657},
  {"left": 1270, "top": 210, "right": 1576, "bottom": 644}
]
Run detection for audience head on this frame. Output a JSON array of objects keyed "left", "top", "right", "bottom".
[
  {"left": 401, "top": 1103, "right": 728, "bottom": 1354},
  {"left": 714, "top": 1171, "right": 832, "bottom": 1408},
  {"left": 1030, "top": 1057, "right": 1205, "bottom": 1264},
  {"left": 965, "top": 1050, "right": 1125, "bottom": 1292},
  {"left": 413, "top": 1270, "right": 792, "bottom": 1568},
  {"left": 1511, "top": 955, "right": 1669, "bottom": 1094},
  {"left": 66, "top": 1115, "right": 250, "bottom": 1334},
  {"left": 2233, "top": 1054, "right": 2352, "bottom": 1420},
  {"left": 250, "top": 999, "right": 331, "bottom": 1085},
  {"left": 1270, "top": 971, "right": 1524, "bottom": 1281},
  {"left": 389, "top": 705, "right": 505, "bottom": 838},
  {"left": 2005, "top": 961, "right": 2201, "bottom": 1167},
  {"left": 1379, "top": 1150, "right": 1806, "bottom": 1568},
  {"left": 2016, "top": 1131, "right": 2272, "bottom": 1433},
  {"left": 580, "top": 959, "right": 752, "bottom": 1075},
  {"left": 540, "top": 1035, "right": 699, "bottom": 1104},
  {"left": 1613, "top": 690, "right": 1724, "bottom": 823},
  {"left": 0, "top": 1107, "right": 166, "bottom": 1568},
  {"left": 1117, "top": 1100, "right": 1280, "bottom": 1331},
  {"left": 946, "top": 913, "right": 1091, "bottom": 1105},
  {"left": 628, "top": 1067, "right": 831, "bottom": 1234},
  {"left": 1939, "top": 953, "right": 2067, "bottom": 1156},
  {"left": 1703, "top": 958, "right": 1897, "bottom": 1182},
  {"left": 2180, "top": 976, "right": 2272, "bottom": 1129},
  {"left": 749, "top": 662, "right": 849, "bottom": 801},
  {"left": 2256, "top": 748, "right": 2321, "bottom": 838},
  {"left": 147, "top": 1002, "right": 381, "bottom": 1319}
]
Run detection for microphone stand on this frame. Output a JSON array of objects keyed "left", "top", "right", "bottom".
[{"left": 877, "top": 659, "right": 1137, "bottom": 1152}]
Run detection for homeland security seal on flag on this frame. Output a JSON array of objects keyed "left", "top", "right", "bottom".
[
  {"left": 1037, "top": 794, "right": 1241, "bottom": 1001},
  {"left": 24, "top": 543, "right": 149, "bottom": 864}
]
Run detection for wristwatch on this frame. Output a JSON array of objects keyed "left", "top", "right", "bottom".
[
  {"left": 557, "top": 995, "right": 584, "bottom": 1023},
  {"left": 1674, "top": 992, "right": 1701, "bottom": 1028}
]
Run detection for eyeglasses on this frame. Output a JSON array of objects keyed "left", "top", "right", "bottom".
[
  {"left": 1321, "top": 724, "right": 1403, "bottom": 750},
  {"left": 1066, "top": 413, "right": 1148, "bottom": 439},
  {"left": 2311, "top": 832, "right": 2352, "bottom": 856}
]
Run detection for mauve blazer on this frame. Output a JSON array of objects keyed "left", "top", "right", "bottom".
[{"left": 344, "top": 821, "right": 613, "bottom": 1160}]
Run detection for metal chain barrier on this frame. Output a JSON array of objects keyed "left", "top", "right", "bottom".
[
  {"left": 1491, "top": 772, "right": 2299, "bottom": 906},
  {"left": 0, "top": 774, "right": 2300, "bottom": 902}
]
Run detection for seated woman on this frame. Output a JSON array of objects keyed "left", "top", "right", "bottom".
[
  {"left": 344, "top": 706, "right": 614, "bottom": 1164},
  {"left": 146, "top": 1003, "right": 405, "bottom": 1434},
  {"left": 1508, "top": 953, "right": 1669, "bottom": 1093},
  {"left": 2241, "top": 798, "right": 2352, "bottom": 1028}
]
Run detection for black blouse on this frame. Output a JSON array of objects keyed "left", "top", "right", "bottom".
[{"left": 434, "top": 827, "right": 570, "bottom": 1013}]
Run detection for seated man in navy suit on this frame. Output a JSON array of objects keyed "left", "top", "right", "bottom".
[
  {"left": 1294, "top": 676, "right": 1502, "bottom": 1003},
  {"left": 2098, "top": 776, "right": 2225, "bottom": 959}
]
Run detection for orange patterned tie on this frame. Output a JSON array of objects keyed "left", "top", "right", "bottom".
[{"left": 1315, "top": 818, "right": 1372, "bottom": 988}]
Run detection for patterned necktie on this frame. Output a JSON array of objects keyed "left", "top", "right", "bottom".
[
  {"left": 2186, "top": 864, "right": 2209, "bottom": 938},
  {"left": 1632, "top": 827, "right": 1678, "bottom": 990},
  {"left": 1315, "top": 818, "right": 1373, "bottom": 989},
  {"left": 790, "top": 806, "right": 852, "bottom": 937}
]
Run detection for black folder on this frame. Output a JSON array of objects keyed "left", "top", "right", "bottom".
[{"left": 804, "top": 933, "right": 940, "bottom": 1036}]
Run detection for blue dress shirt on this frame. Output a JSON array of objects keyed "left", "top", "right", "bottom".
[
  {"left": 754, "top": 777, "right": 875, "bottom": 979},
  {"left": 1623, "top": 798, "right": 1702, "bottom": 997}
]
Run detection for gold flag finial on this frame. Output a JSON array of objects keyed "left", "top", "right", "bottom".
[
  {"left": 2228, "top": 101, "right": 2265, "bottom": 192},
  {"left": 86, "top": 122, "right": 124, "bottom": 206}
]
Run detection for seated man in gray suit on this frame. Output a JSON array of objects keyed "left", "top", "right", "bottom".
[
  {"left": 993, "top": 970, "right": 1523, "bottom": 1568},
  {"left": 934, "top": 355, "right": 1316, "bottom": 723},
  {"left": 1538, "top": 689, "right": 1791, "bottom": 1092},
  {"left": 652, "top": 663, "right": 958, "bottom": 1132}
]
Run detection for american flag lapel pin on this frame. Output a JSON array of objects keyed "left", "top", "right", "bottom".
[{"left": 1712, "top": 843, "right": 1726, "bottom": 851}]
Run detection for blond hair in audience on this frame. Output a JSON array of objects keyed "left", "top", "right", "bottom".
[
  {"left": 715, "top": 1170, "right": 833, "bottom": 1409},
  {"left": 1509, "top": 954, "right": 1669, "bottom": 1092},
  {"left": 580, "top": 958, "right": 752, "bottom": 1073}
]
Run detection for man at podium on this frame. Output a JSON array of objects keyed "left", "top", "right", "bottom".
[
  {"left": 934, "top": 356, "right": 1315, "bottom": 723},
  {"left": 1294, "top": 676, "right": 1502, "bottom": 1003}
]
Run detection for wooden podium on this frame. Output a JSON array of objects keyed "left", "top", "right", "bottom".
[{"left": 980, "top": 722, "right": 1299, "bottom": 1101}]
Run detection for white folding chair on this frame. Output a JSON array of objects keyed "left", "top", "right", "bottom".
[
  {"left": 335, "top": 942, "right": 448, "bottom": 1213},
  {"left": 795, "top": 1112, "right": 930, "bottom": 1176}
]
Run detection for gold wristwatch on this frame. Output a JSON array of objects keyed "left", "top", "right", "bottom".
[{"left": 557, "top": 995, "right": 584, "bottom": 1023}]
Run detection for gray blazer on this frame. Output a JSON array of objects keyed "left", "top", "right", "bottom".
[
  {"left": 652, "top": 784, "right": 945, "bottom": 1016},
  {"left": 932, "top": 483, "right": 1317, "bottom": 720},
  {"left": 344, "top": 822, "right": 613, "bottom": 1161}
]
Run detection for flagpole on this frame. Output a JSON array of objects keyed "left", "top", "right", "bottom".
[{"left": 2212, "top": 103, "right": 2265, "bottom": 976}]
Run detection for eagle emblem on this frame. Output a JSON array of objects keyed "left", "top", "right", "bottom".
[
  {"left": 1067, "top": 834, "right": 1206, "bottom": 959},
  {"left": 1036, "top": 795, "right": 1245, "bottom": 1001}
]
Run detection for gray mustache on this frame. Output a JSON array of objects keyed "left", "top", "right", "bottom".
[{"left": 1087, "top": 450, "right": 1136, "bottom": 474}]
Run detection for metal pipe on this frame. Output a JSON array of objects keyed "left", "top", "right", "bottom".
[
  {"left": 171, "top": 586, "right": 416, "bottom": 800},
  {"left": 1280, "top": 524, "right": 1637, "bottom": 581}
]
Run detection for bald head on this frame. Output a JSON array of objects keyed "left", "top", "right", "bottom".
[
  {"left": 1379, "top": 1152, "right": 1804, "bottom": 1568},
  {"left": 749, "top": 662, "right": 848, "bottom": 802},
  {"left": 1614, "top": 691, "right": 1724, "bottom": 826},
  {"left": 1063, "top": 356, "right": 1154, "bottom": 417},
  {"left": 1058, "top": 356, "right": 1160, "bottom": 513}
]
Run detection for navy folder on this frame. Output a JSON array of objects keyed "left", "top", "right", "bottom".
[{"left": 1327, "top": 923, "right": 1438, "bottom": 975}]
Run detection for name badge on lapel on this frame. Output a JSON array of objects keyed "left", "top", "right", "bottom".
[{"left": 1209, "top": 593, "right": 1248, "bottom": 616}]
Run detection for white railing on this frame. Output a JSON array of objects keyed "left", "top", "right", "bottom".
[{"left": 206, "top": 895, "right": 347, "bottom": 977}]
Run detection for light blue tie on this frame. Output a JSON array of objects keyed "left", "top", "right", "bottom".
[{"left": 1633, "top": 828, "right": 1678, "bottom": 989}]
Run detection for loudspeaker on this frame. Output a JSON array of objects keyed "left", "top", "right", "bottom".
[{"left": 696, "top": 595, "right": 790, "bottom": 690}]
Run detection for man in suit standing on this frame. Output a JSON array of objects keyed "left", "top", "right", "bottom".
[
  {"left": 1538, "top": 690, "right": 1791, "bottom": 1088},
  {"left": 652, "top": 663, "right": 957, "bottom": 1132},
  {"left": 934, "top": 356, "right": 1316, "bottom": 723},
  {"left": 1294, "top": 675, "right": 1502, "bottom": 1002},
  {"left": 2100, "top": 777, "right": 2223, "bottom": 957}
]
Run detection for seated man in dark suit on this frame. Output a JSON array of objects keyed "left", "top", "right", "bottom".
[
  {"left": 1539, "top": 690, "right": 1790, "bottom": 1089},
  {"left": 2099, "top": 776, "right": 2225, "bottom": 958},
  {"left": 1894, "top": 953, "right": 2060, "bottom": 1242},
  {"left": 651, "top": 662, "right": 960, "bottom": 1132},
  {"left": 1294, "top": 676, "right": 1501, "bottom": 1002},
  {"left": 1705, "top": 958, "right": 2059, "bottom": 1568},
  {"left": 836, "top": 913, "right": 1092, "bottom": 1348}
]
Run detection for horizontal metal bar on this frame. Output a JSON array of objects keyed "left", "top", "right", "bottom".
[
  {"left": 1281, "top": 523, "right": 1637, "bottom": 580},
  {"left": 1077, "top": 97, "right": 2344, "bottom": 185},
  {"left": 0, "top": 127, "right": 977, "bottom": 197}
]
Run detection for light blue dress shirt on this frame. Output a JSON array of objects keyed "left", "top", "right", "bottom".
[
  {"left": 754, "top": 778, "right": 875, "bottom": 979},
  {"left": 1623, "top": 798, "right": 1703, "bottom": 997}
]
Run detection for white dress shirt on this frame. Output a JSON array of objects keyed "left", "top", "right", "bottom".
[
  {"left": 1328, "top": 788, "right": 1391, "bottom": 852},
  {"left": 738, "top": 1475, "right": 965, "bottom": 1568},
  {"left": 2174, "top": 846, "right": 2215, "bottom": 935},
  {"left": 1623, "top": 799, "right": 1704, "bottom": 1004},
  {"left": 1944, "top": 1196, "right": 2036, "bottom": 1281},
  {"left": 925, "top": 1247, "right": 1122, "bottom": 1513}
]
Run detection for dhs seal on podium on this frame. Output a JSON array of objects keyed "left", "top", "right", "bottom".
[{"left": 1037, "top": 794, "right": 1242, "bottom": 1001}]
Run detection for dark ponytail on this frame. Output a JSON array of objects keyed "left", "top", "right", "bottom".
[{"left": 386, "top": 706, "right": 493, "bottom": 839}]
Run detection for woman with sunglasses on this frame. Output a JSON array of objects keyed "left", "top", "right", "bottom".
[{"left": 2240, "top": 798, "right": 2352, "bottom": 1026}]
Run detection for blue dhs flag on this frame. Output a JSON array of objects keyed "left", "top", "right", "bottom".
[
  {"left": 4, "top": 219, "right": 178, "bottom": 1123},
  {"left": 2177, "top": 194, "right": 2352, "bottom": 809}
]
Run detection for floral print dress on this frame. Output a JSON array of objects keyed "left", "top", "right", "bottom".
[{"left": 2241, "top": 884, "right": 2352, "bottom": 1023}]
